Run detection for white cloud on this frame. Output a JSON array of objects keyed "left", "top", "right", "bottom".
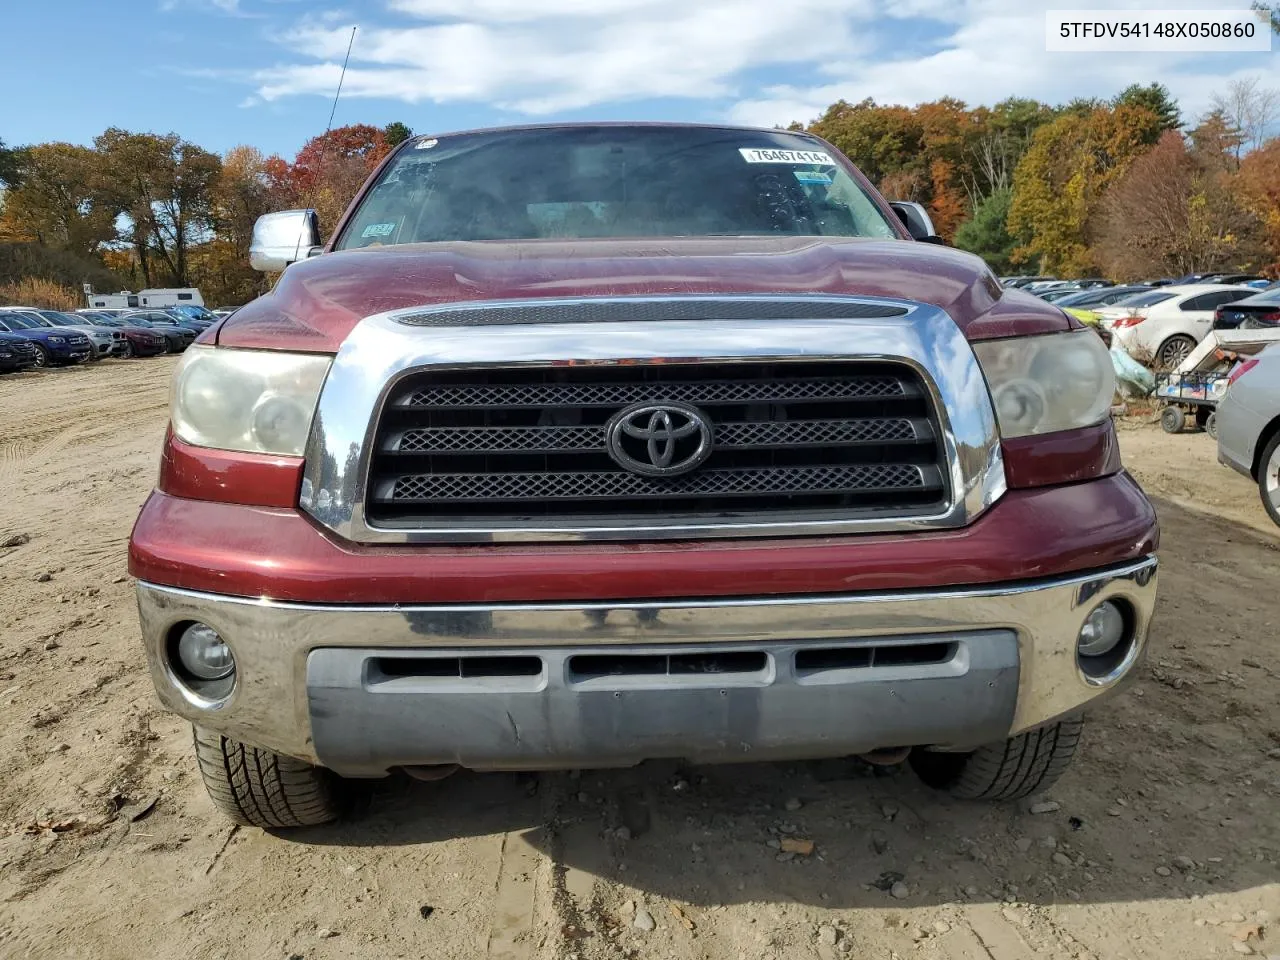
[
  {"left": 730, "top": 0, "right": 1278, "bottom": 127},
  {"left": 161, "top": 0, "right": 252, "bottom": 14},
  {"left": 254, "top": 0, "right": 877, "bottom": 114},
  {"left": 249, "top": 0, "right": 1276, "bottom": 124}
]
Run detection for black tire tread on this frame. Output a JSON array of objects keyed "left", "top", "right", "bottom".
[
  {"left": 1258, "top": 431, "right": 1280, "bottom": 527},
  {"left": 192, "top": 727, "right": 344, "bottom": 828},
  {"left": 910, "top": 717, "right": 1083, "bottom": 801}
]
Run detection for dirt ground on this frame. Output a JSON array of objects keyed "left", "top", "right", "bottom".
[{"left": 0, "top": 357, "right": 1276, "bottom": 960}]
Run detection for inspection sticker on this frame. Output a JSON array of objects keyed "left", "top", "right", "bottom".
[
  {"left": 739, "top": 148, "right": 833, "bottom": 164},
  {"left": 361, "top": 222, "right": 397, "bottom": 238},
  {"left": 415, "top": 137, "right": 439, "bottom": 149},
  {"left": 794, "top": 171, "right": 833, "bottom": 184}
]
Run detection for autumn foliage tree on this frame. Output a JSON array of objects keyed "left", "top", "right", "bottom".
[
  {"left": 267, "top": 122, "right": 410, "bottom": 236},
  {"left": 1092, "top": 130, "right": 1265, "bottom": 280},
  {"left": 1237, "top": 139, "right": 1280, "bottom": 274},
  {"left": 94, "top": 128, "right": 222, "bottom": 287},
  {"left": 0, "top": 143, "right": 116, "bottom": 256},
  {"left": 1007, "top": 104, "right": 1163, "bottom": 274}
]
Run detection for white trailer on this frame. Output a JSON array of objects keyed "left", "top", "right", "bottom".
[{"left": 86, "top": 288, "right": 205, "bottom": 309}]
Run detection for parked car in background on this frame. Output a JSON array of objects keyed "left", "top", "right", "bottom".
[
  {"left": 78, "top": 315, "right": 169, "bottom": 356},
  {"left": 1214, "top": 287, "right": 1280, "bottom": 330},
  {"left": 0, "top": 313, "right": 92, "bottom": 366},
  {"left": 1098, "top": 284, "right": 1257, "bottom": 368},
  {"left": 1039, "top": 288, "right": 1079, "bottom": 302},
  {"left": 0, "top": 331, "right": 40, "bottom": 372},
  {"left": 114, "top": 315, "right": 197, "bottom": 352},
  {"left": 1200, "top": 273, "right": 1267, "bottom": 286},
  {"left": 159, "top": 309, "right": 214, "bottom": 331},
  {"left": 0, "top": 307, "right": 121, "bottom": 360},
  {"left": 122, "top": 309, "right": 207, "bottom": 332},
  {"left": 1217, "top": 345, "right": 1280, "bottom": 527},
  {"left": 170, "top": 304, "right": 219, "bottom": 324},
  {"left": 32, "top": 310, "right": 129, "bottom": 359},
  {"left": 1001, "top": 276, "right": 1055, "bottom": 288},
  {"left": 1053, "top": 285, "right": 1153, "bottom": 310}
]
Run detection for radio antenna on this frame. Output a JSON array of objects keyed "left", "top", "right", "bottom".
[
  {"left": 294, "top": 24, "right": 357, "bottom": 263},
  {"left": 325, "top": 26, "right": 358, "bottom": 140}
]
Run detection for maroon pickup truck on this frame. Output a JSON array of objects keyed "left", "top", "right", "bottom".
[{"left": 129, "top": 123, "right": 1158, "bottom": 828}]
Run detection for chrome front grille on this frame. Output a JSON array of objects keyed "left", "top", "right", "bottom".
[
  {"left": 365, "top": 361, "right": 947, "bottom": 526},
  {"left": 298, "top": 295, "right": 1007, "bottom": 543}
]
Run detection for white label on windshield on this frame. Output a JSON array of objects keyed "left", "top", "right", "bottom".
[
  {"left": 361, "top": 222, "right": 397, "bottom": 238},
  {"left": 739, "top": 148, "right": 833, "bottom": 165}
]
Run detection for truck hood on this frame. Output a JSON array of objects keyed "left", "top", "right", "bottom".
[{"left": 217, "top": 236, "right": 1072, "bottom": 352}]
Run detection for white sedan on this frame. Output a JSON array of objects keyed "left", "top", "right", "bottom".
[{"left": 1095, "top": 284, "right": 1257, "bottom": 368}]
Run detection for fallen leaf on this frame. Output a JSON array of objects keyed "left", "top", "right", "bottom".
[
  {"left": 779, "top": 837, "right": 815, "bottom": 856},
  {"left": 1233, "top": 924, "right": 1263, "bottom": 943},
  {"left": 130, "top": 796, "right": 160, "bottom": 822},
  {"left": 669, "top": 904, "right": 695, "bottom": 930}
]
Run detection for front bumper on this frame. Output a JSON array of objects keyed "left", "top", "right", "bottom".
[{"left": 136, "top": 557, "right": 1158, "bottom": 776}]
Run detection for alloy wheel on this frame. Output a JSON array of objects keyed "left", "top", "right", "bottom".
[{"left": 1157, "top": 336, "right": 1196, "bottom": 370}]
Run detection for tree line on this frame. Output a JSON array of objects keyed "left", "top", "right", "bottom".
[
  {"left": 0, "top": 76, "right": 1278, "bottom": 308},
  {"left": 800, "top": 80, "right": 1279, "bottom": 279},
  {"left": 0, "top": 121, "right": 411, "bottom": 307}
]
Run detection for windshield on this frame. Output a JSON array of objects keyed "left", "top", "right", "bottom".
[
  {"left": 0, "top": 314, "right": 38, "bottom": 330},
  {"left": 38, "top": 311, "right": 78, "bottom": 326},
  {"left": 336, "top": 126, "right": 899, "bottom": 249},
  {"left": 1050, "top": 291, "right": 1099, "bottom": 307},
  {"left": 1243, "top": 288, "right": 1280, "bottom": 305},
  {"left": 1115, "top": 291, "right": 1175, "bottom": 308}
]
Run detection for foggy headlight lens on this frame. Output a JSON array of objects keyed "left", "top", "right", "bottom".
[
  {"left": 170, "top": 345, "right": 331, "bottom": 456},
  {"left": 972, "top": 331, "right": 1115, "bottom": 438}
]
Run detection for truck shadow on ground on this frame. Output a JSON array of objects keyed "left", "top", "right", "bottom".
[{"left": 288, "top": 496, "right": 1279, "bottom": 910}]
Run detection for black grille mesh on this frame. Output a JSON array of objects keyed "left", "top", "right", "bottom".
[
  {"left": 390, "top": 463, "right": 929, "bottom": 503},
  {"left": 367, "top": 360, "right": 947, "bottom": 527},
  {"left": 403, "top": 375, "right": 907, "bottom": 409}
]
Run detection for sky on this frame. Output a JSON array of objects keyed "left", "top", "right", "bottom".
[{"left": 1, "top": 0, "right": 1275, "bottom": 159}]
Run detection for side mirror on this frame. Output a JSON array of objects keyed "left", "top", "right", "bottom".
[
  {"left": 249, "top": 209, "right": 322, "bottom": 272},
  {"left": 888, "top": 201, "right": 944, "bottom": 244}
]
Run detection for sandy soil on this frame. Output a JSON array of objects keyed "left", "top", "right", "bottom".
[{"left": 0, "top": 357, "right": 1276, "bottom": 960}]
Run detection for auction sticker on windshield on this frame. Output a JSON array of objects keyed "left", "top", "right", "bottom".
[{"left": 739, "top": 148, "right": 834, "bottom": 164}]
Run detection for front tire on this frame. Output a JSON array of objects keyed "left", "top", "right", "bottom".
[
  {"left": 193, "top": 727, "right": 347, "bottom": 828},
  {"left": 121, "top": 341, "right": 134, "bottom": 359},
  {"left": 31, "top": 344, "right": 49, "bottom": 368},
  {"left": 1160, "top": 406, "right": 1185, "bottom": 434},
  {"left": 909, "top": 717, "right": 1083, "bottom": 801},
  {"left": 1259, "top": 431, "right": 1280, "bottom": 528}
]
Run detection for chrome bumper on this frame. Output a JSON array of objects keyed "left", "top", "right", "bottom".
[{"left": 136, "top": 557, "right": 1157, "bottom": 775}]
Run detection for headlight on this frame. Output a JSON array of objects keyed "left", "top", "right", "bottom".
[
  {"left": 170, "top": 345, "right": 331, "bottom": 456},
  {"left": 972, "top": 330, "right": 1115, "bottom": 438},
  {"left": 48, "top": 336, "right": 66, "bottom": 343}
]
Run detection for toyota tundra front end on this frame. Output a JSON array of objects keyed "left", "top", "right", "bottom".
[{"left": 129, "top": 123, "right": 1158, "bottom": 827}]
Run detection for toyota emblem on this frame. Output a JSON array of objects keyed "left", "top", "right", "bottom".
[{"left": 605, "top": 401, "right": 714, "bottom": 477}]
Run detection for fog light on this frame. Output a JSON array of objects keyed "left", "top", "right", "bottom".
[
  {"left": 176, "top": 623, "right": 235, "bottom": 681},
  {"left": 1077, "top": 602, "right": 1125, "bottom": 658}
]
